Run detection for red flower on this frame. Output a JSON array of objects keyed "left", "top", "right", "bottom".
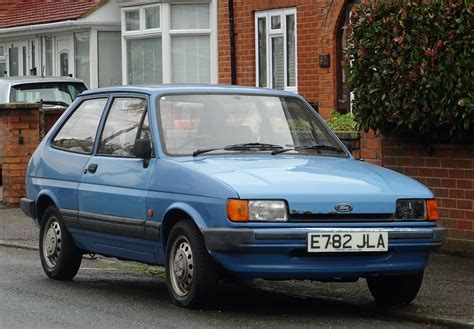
[{"left": 424, "top": 48, "right": 435, "bottom": 57}]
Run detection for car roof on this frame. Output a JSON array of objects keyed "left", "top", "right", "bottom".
[
  {"left": 81, "top": 84, "right": 299, "bottom": 98},
  {"left": 0, "top": 76, "right": 86, "bottom": 86}
]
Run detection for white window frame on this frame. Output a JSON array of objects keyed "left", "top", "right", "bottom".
[
  {"left": 255, "top": 8, "right": 297, "bottom": 93},
  {"left": 0, "top": 43, "right": 5, "bottom": 76},
  {"left": 121, "top": 1, "right": 217, "bottom": 85},
  {"left": 0, "top": 43, "right": 5, "bottom": 61}
]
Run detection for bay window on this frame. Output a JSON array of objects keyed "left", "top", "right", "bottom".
[
  {"left": 122, "top": 2, "right": 215, "bottom": 85},
  {"left": 255, "top": 8, "right": 297, "bottom": 92}
]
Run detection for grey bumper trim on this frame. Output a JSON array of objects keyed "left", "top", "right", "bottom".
[
  {"left": 203, "top": 227, "right": 447, "bottom": 252},
  {"left": 202, "top": 229, "right": 253, "bottom": 252},
  {"left": 20, "top": 198, "right": 36, "bottom": 219}
]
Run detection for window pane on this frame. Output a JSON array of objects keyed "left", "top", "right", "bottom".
[
  {"left": 257, "top": 17, "right": 267, "bottom": 87},
  {"left": 98, "top": 32, "right": 122, "bottom": 87},
  {"left": 52, "top": 98, "right": 107, "bottom": 154},
  {"left": 60, "top": 52, "right": 68, "bottom": 76},
  {"left": 8, "top": 47, "right": 18, "bottom": 76},
  {"left": 171, "top": 4, "right": 210, "bottom": 29},
  {"left": 145, "top": 6, "right": 160, "bottom": 29},
  {"left": 22, "top": 46, "right": 27, "bottom": 75},
  {"left": 0, "top": 45, "right": 4, "bottom": 57},
  {"left": 31, "top": 41, "right": 35, "bottom": 71},
  {"left": 75, "top": 32, "right": 90, "bottom": 87},
  {"left": 127, "top": 37, "right": 162, "bottom": 85},
  {"left": 125, "top": 10, "right": 140, "bottom": 31},
  {"left": 272, "top": 37, "right": 284, "bottom": 90},
  {"left": 286, "top": 14, "right": 296, "bottom": 87},
  {"left": 0, "top": 62, "right": 5, "bottom": 77},
  {"left": 271, "top": 15, "right": 281, "bottom": 29},
  {"left": 99, "top": 98, "right": 147, "bottom": 157},
  {"left": 45, "top": 37, "right": 53, "bottom": 76},
  {"left": 171, "top": 35, "right": 210, "bottom": 83}
]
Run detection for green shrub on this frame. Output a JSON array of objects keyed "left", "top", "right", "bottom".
[
  {"left": 326, "top": 111, "right": 358, "bottom": 131},
  {"left": 348, "top": 0, "right": 473, "bottom": 143}
]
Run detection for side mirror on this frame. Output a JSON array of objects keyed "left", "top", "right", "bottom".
[
  {"left": 134, "top": 139, "right": 152, "bottom": 168},
  {"left": 342, "top": 141, "right": 353, "bottom": 154}
]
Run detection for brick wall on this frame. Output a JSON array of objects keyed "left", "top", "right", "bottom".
[
  {"left": 382, "top": 138, "right": 474, "bottom": 254},
  {"left": 218, "top": 0, "right": 345, "bottom": 119},
  {"left": 0, "top": 104, "right": 40, "bottom": 206}
]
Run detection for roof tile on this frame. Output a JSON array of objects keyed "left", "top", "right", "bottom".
[{"left": 0, "top": 0, "right": 102, "bottom": 29}]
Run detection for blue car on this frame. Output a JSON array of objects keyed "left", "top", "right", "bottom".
[{"left": 21, "top": 85, "right": 446, "bottom": 308}]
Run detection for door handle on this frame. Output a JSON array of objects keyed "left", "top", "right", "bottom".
[{"left": 85, "top": 163, "right": 98, "bottom": 174}]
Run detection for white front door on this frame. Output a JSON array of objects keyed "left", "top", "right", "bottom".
[
  {"left": 56, "top": 37, "right": 74, "bottom": 77},
  {"left": 7, "top": 41, "right": 28, "bottom": 76}
]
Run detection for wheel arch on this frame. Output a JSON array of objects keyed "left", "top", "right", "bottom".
[
  {"left": 35, "top": 191, "right": 60, "bottom": 225},
  {"left": 161, "top": 203, "right": 207, "bottom": 251}
]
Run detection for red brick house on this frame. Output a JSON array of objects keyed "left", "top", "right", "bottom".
[{"left": 217, "top": 0, "right": 355, "bottom": 120}]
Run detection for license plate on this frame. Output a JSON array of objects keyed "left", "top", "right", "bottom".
[{"left": 307, "top": 232, "right": 388, "bottom": 253}]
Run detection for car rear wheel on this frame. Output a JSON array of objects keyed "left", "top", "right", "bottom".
[
  {"left": 367, "top": 272, "right": 424, "bottom": 306},
  {"left": 39, "top": 206, "right": 82, "bottom": 280},
  {"left": 165, "top": 220, "right": 218, "bottom": 308}
]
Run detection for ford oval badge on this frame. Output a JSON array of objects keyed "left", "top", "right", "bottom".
[{"left": 335, "top": 203, "right": 353, "bottom": 213}]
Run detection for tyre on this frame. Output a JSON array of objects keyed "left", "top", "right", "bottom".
[
  {"left": 165, "top": 220, "right": 218, "bottom": 308},
  {"left": 39, "top": 206, "right": 82, "bottom": 280},
  {"left": 367, "top": 272, "right": 424, "bottom": 306}
]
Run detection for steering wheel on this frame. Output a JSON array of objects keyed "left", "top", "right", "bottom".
[{"left": 179, "top": 135, "right": 215, "bottom": 148}]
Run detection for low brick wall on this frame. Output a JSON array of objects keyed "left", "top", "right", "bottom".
[
  {"left": 0, "top": 104, "right": 40, "bottom": 206},
  {"left": 382, "top": 139, "right": 474, "bottom": 254}
]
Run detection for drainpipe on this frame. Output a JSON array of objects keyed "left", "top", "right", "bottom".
[{"left": 228, "top": 0, "right": 237, "bottom": 85}]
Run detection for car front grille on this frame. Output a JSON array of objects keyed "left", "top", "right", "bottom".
[{"left": 288, "top": 213, "right": 394, "bottom": 222}]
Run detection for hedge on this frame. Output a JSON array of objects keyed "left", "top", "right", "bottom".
[{"left": 348, "top": 0, "right": 473, "bottom": 143}]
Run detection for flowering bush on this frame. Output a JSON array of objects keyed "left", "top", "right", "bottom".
[{"left": 348, "top": 0, "right": 473, "bottom": 143}]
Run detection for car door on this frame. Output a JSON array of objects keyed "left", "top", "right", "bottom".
[
  {"left": 78, "top": 95, "right": 156, "bottom": 262},
  {"left": 43, "top": 97, "right": 108, "bottom": 231}
]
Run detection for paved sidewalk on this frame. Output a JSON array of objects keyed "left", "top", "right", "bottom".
[{"left": 1, "top": 207, "right": 473, "bottom": 327}]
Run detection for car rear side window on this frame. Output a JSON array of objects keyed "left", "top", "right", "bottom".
[
  {"left": 98, "top": 97, "right": 148, "bottom": 157},
  {"left": 51, "top": 98, "right": 107, "bottom": 154}
]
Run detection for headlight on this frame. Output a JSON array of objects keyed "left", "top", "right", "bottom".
[
  {"left": 394, "top": 199, "right": 438, "bottom": 221},
  {"left": 249, "top": 200, "right": 288, "bottom": 221},
  {"left": 227, "top": 199, "right": 288, "bottom": 222}
]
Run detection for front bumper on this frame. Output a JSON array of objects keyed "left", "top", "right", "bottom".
[
  {"left": 20, "top": 197, "right": 36, "bottom": 219},
  {"left": 202, "top": 226, "right": 447, "bottom": 279}
]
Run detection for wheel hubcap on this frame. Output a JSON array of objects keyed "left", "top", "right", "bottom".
[
  {"left": 169, "top": 237, "right": 194, "bottom": 297},
  {"left": 42, "top": 217, "right": 62, "bottom": 268}
]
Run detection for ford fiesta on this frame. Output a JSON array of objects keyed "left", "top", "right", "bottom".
[{"left": 21, "top": 85, "right": 446, "bottom": 308}]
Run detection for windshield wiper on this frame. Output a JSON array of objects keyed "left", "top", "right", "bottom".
[
  {"left": 271, "top": 144, "right": 344, "bottom": 155},
  {"left": 193, "top": 143, "right": 283, "bottom": 157},
  {"left": 225, "top": 142, "right": 283, "bottom": 150}
]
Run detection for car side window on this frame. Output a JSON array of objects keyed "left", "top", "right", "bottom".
[
  {"left": 98, "top": 97, "right": 148, "bottom": 157},
  {"left": 51, "top": 98, "right": 107, "bottom": 154}
]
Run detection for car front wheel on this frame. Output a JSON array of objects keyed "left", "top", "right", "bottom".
[
  {"left": 366, "top": 272, "right": 424, "bottom": 306},
  {"left": 39, "top": 206, "right": 82, "bottom": 280},
  {"left": 165, "top": 220, "right": 218, "bottom": 308}
]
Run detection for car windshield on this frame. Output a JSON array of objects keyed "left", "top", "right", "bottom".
[
  {"left": 10, "top": 82, "right": 87, "bottom": 105},
  {"left": 158, "top": 94, "right": 346, "bottom": 157}
]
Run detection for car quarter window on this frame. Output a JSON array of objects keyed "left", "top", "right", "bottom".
[
  {"left": 98, "top": 97, "right": 148, "bottom": 157},
  {"left": 51, "top": 98, "right": 107, "bottom": 154}
]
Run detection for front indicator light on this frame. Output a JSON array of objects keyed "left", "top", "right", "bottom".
[
  {"left": 227, "top": 199, "right": 249, "bottom": 222},
  {"left": 426, "top": 199, "right": 439, "bottom": 221}
]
